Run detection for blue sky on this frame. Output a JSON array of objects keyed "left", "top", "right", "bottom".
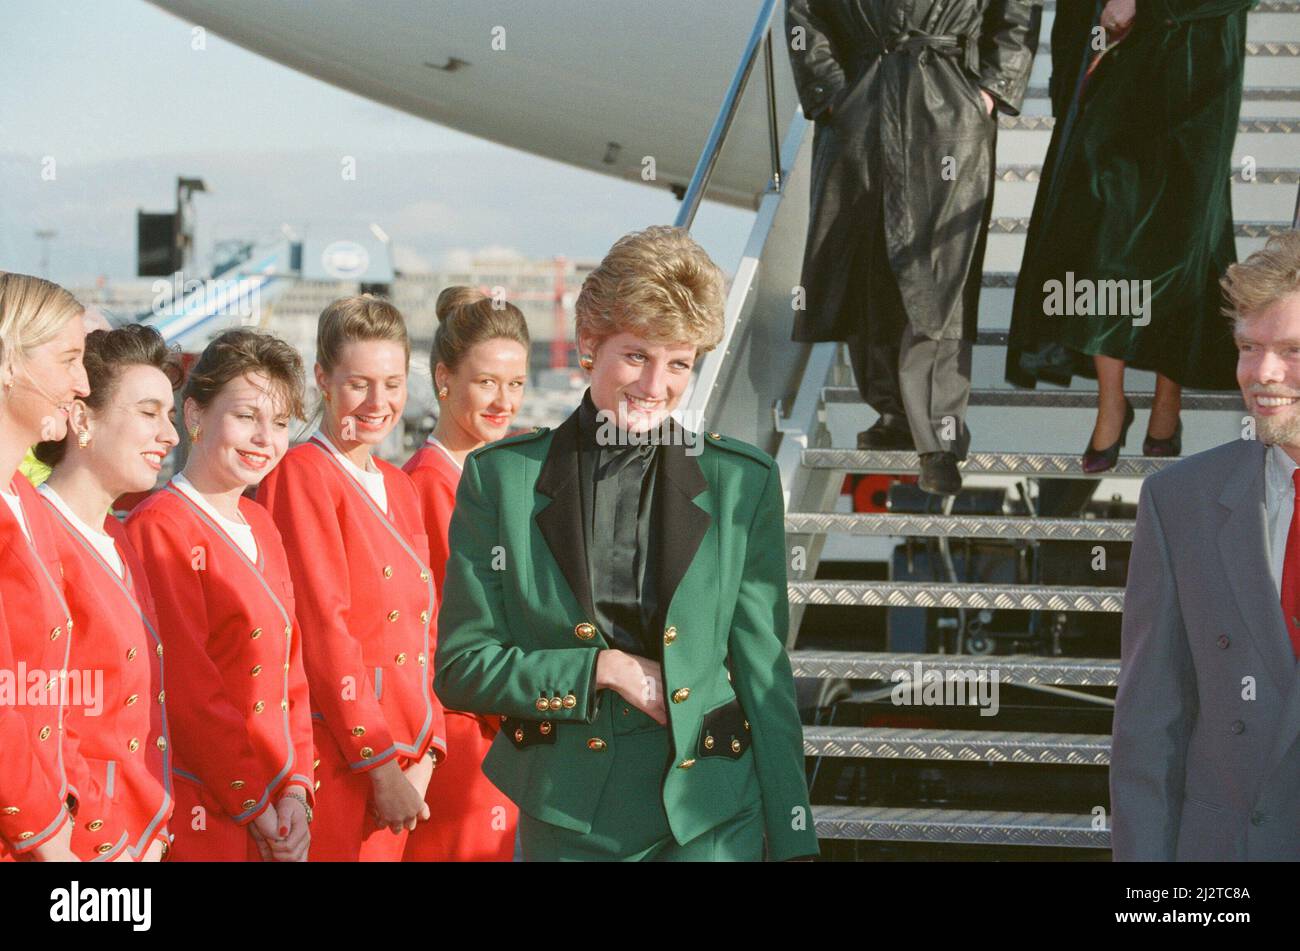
[{"left": 1, "top": 0, "right": 754, "bottom": 285}]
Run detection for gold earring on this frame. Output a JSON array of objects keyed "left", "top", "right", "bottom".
[
  {"left": 189, "top": 425, "right": 201, "bottom": 444},
  {"left": 76, "top": 430, "right": 90, "bottom": 449},
  {"left": 579, "top": 354, "right": 593, "bottom": 370},
  {"left": 437, "top": 386, "right": 448, "bottom": 400}
]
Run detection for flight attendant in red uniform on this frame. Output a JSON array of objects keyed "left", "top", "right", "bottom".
[
  {"left": 126, "top": 329, "right": 314, "bottom": 862},
  {"left": 34, "top": 324, "right": 181, "bottom": 861},
  {"left": 0, "top": 273, "right": 90, "bottom": 862},
  {"left": 402, "top": 286, "right": 528, "bottom": 862},
  {"left": 258, "top": 296, "right": 445, "bottom": 862}
]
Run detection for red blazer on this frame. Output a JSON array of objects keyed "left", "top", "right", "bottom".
[
  {"left": 124, "top": 484, "right": 314, "bottom": 826},
  {"left": 258, "top": 437, "right": 446, "bottom": 772},
  {"left": 401, "top": 439, "right": 460, "bottom": 597},
  {"left": 39, "top": 492, "right": 174, "bottom": 861},
  {"left": 0, "top": 476, "right": 79, "bottom": 858},
  {"left": 403, "top": 439, "right": 503, "bottom": 733}
]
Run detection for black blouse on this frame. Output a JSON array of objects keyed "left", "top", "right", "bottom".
[{"left": 576, "top": 389, "right": 661, "bottom": 658}]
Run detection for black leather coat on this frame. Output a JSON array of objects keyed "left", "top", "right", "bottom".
[{"left": 786, "top": 0, "right": 1038, "bottom": 341}]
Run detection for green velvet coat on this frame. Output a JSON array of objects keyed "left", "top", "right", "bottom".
[
  {"left": 434, "top": 409, "right": 818, "bottom": 861},
  {"left": 1005, "top": 0, "right": 1254, "bottom": 390}
]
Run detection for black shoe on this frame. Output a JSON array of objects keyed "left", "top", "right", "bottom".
[
  {"left": 858, "top": 413, "right": 915, "bottom": 451},
  {"left": 1143, "top": 417, "right": 1182, "bottom": 457},
  {"left": 1082, "top": 398, "right": 1136, "bottom": 474},
  {"left": 918, "top": 451, "right": 962, "bottom": 496}
]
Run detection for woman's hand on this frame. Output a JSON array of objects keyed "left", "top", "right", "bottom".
[
  {"left": 248, "top": 808, "right": 281, "bottom": 862},
  {"left": 980, "top": 89, "right": 996, "bottom": 116},
  {"left": 1100, "top": 0, "right": 1136, "bottom": 36},
  {"left": 403, "top": 754, "right": 435, "bottom": 808},
  {"left": 369, "top": 759, "right": 429, "bottom": 834},
  {"left": 268, "top": 795, "right": 310, "bottom": 862},
  {"left": 596, "top": 650, "right": 667, "bottom": 725},
  {"left": 141, "top": 837, "right": 166, "bottom": 862}
]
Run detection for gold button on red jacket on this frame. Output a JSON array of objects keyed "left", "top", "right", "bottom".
[
  {"left": 125, "top": 485, "right": 314, "bottom": 833},
  {"left": 0, "top": 476, "right": 79, "bottom": 859},
  {"left": 40, "top": 495, "right": 173, "bottom": 862},
  {"left": 258, "top": 438, "right": 447, "bottom": 774}
]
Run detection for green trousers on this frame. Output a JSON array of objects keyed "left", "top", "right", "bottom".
[{"left": 518, "top": 704, "right": 764, "bottom": 862}]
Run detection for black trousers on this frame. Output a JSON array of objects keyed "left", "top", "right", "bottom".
[{"left": 845, "top": 216, "right": 973, "bottom": 460}]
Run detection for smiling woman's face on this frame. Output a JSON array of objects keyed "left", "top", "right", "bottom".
[
  {"left": 316, "top": 339, "right": 408, "bottom": 448},
  {"left": 579, "top": 330, "right": 696, "bottom": 433},
  {"left": 79, "top": 363, "right": 180, "bottom": 498},
  {"left": 436, "top": 337, "right": 528, "bottom": 445},
  {"left": 185, "top": 372, "right": 291, "bottom": 492}
]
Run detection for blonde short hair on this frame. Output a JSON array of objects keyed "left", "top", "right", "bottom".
[
  {"left": 1222, "top": 230, "right": 1300, "bottom": 331},
  {"left": 316, "top": 295, "right": 410, "bottom": 374},
  {"left": 0, "top": 272, "right": 84, "bottom": 376},
  {"left": 574, "top": 225, "right": 726, "bottom": 356}
]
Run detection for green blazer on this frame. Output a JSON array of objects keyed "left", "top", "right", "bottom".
[{"left": 434, "top": 407, "right": 818, "bottom": 861}]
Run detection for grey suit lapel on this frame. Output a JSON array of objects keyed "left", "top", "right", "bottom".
[{"left": 1216, "top": 438, "right": 1295, "bottom": 699}]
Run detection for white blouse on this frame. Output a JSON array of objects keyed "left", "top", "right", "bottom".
[
  {"left": 37, "top": 483, "right": 124, "bottom": 577},
  {"left": 172, "top": 472, "right": 259, "bottom": 563},
  {"left": 0, "top": 486, "right": 30, "bottom": 545},
  {"left": 313, "top": 429, "right": 388, "bottom": 512},
  {"left": 425, "top": 435, "right": 464, "bottom": 473}
]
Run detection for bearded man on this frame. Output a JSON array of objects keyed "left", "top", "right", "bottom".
[{"left": 1111, "top": 231, "right": 1300, "bottom": 861}]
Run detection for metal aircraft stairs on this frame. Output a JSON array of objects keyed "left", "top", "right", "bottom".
[{"left": 677, "top": 0, "right": 1300, "bottom": 857}]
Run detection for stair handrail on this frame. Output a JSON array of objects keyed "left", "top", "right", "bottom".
[{"left": 674, "top": 0, "right": 784, "bottom": 231}]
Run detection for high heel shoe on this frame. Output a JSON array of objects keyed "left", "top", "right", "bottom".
[
  {"left": 1082, "top": 398, "right": 1135, "bottom": 474},
  {"left": 1143, "top": 417, "right": 1183, "bottom": 457}
]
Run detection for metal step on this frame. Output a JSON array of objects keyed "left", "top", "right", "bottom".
[
  {"left": 1026, "top": 84, "right": 1300, "bottom": 101},
  {"left": 790, "top": 651, "right": 1121, "bottom": 686},
  {"left": 813, "top": 805, "right": 1110, "bottom": 848},
  {"left": 990, "top": 216, "right": 1292, "bottom": 235},
  {"left": 984, "top": 235, "right": 1283, "bottom": 274},
  {"left": 803, "top": 725, "right": 1111, "bottom": 765},
  {"left": 821, "top": 385, "right": 1244, "bottom": 410},
  {"left": 786, "top": 512, "right": 1135, "bottom": 541},
  {"left": 998, "top": 115, "right": 1300, "bottom": 132},
  {"left": 1039, "top": 0, "right": 1300, "bottom": 11},
  {"left": 996, "top": 163, "right": 1298, "bottom": 184},
  {"left": 1247, "top": 41, "right": 1300, "bottom": 54},
  {"left": 801, "top": 448, "right": 1177, "bottom": 478},
  {"left": 789, "top": 580, "right": 1124, "bottom": 612}
]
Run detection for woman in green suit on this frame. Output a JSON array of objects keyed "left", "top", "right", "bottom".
[{"left": 434, "top": 225, "right": 818, "bottom": 861}]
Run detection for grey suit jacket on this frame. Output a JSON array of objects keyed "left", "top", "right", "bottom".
[{"left": 1112, "top": 437, "right": 1300, "bottom": 860}]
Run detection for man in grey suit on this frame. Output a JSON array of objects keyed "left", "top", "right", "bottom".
[{"left": 1112, "top": 231, "right": 1300, "bottom": 860}]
